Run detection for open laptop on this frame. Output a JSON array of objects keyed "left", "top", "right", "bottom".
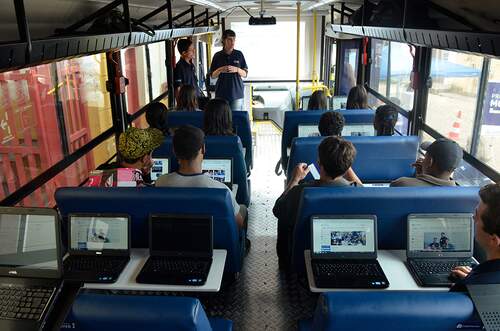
[
  {"left": 298, "top": 124, "right": 320, "bottom": 138},
  {"left": 136, "top": 214, "right": 213, "bottom": 286},
  {"left": 332, "top": 96, "right": 348, "bottom": 110},
  {"left": 406, "top": 213, "right": 478, "bottom": 287},
  {"left": 343, "top": 124, "right": 375, "bottom": 136},
  {"left": 310, "top": 215, "right": 389, "bottom": 289},
  {"left": 0, "top": 207, "right": 63, "bottom": 331},
  {"left": 151, "top": 158, "right": 169, "bottom": 181},
  {"left": 202, "top": 158, "right": 233, "bottom": 190},
  {"left": 63, "top": 213, "right": 130, "bottom": 283}
]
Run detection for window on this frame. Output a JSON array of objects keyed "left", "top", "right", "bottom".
[
  {"left": 425, "top": 49, "right": 483, "bottom": 151},
  {"left": 148, "top": 42, "right": 168, "bottom": 99},
  {"left": 121, "top": 46, "right": 151, "bottom": 113}
]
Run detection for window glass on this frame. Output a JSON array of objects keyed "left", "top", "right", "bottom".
[
  {"left": 339, "top": 40, "right": 359, "bottom": 96},
  {"left": 425, "top": 49, "right": 483, "bottom": 151},
  {"left": 369, "top": 39, "right": 389, "bottom": 96},
  {"left": 148, "top": 42, "right": 168, "bottom": 99},
  {"left": 121, "top": 46, "right": 151, "bottom": 114},
  {"left": 476, "top": 59, "right": 500, "bottom": 172}
]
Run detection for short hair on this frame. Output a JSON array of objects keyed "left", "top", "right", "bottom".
[
  {"left": 346, "top": 85, "right": 369, "bottom": 109},
  {"left": 374, "top": 105, "right": 399, "bottom": 136},
  {"left": 308, "top": 90, "right": 328, "bottom": 110},
  {"left": 222, "top": 29, "right": 236, "bottom": 39},
  {"left": 177, "top": 38, "right": 193, "bottom": 54},
  {"left": 145, "top": 102, "right": 169, "bottom": 135},
  {"left": 173, "top": 125, "right": 205, "bottom": 161},
  {"left": 203, "top": 98, "right": 234, "bottom": 136},
  {"left": 318, "top": 111, "right": 345, "bottom": 136},
  {"left": 176, "top": 85, "right": 198, "bottom": 111},
  {"left": 478, "top": 183, "right": 500, "bottom": 237},
  {"left": 317, "top": 136, "right": 356, "bottom": 178}
]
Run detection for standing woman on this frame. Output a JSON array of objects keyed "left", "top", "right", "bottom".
[{"left": 210, "top": 29, "right": 248, "bottom": 111}]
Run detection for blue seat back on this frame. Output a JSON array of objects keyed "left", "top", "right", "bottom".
[
  {"left": 292, "top": 186, "right": 479, "bottom": 274},
  {"left": 166, "top": 111, "right": 253, "bottom": 170},
  {"left": 55, "top": 187, "right": 243, "bottom": 273},
  {"left": 287, "top": 135, "right": 419, "bottom": 183},
  {"left": 281, "top": 109, "right": 375, "bottom": 170},
  {"left": 153, "top": 135, "right": 250, "bottom": 206}
]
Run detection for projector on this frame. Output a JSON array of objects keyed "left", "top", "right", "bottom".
[{"left": 249, "top": 15, "right": 276, "bottom": 25}]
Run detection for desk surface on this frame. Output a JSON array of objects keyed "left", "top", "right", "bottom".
[
  {"left": 305, "top": 250, "right": 448, "bottom": 292},
  {"left": 84, "top": 249, "right": 226, "bottom": 292}
]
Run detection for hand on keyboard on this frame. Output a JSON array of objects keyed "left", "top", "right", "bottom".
[{"left": 450, "top": 265, "right": 472, "bottom": 279}]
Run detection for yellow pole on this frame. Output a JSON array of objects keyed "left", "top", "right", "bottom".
[
  {"left": 295, "top": 2, "right": 301, "bottom": 110},
  {"left": 207, "top": 33, "right": 213, "bottom": 68},
  {"left": 312, "top": 10, "right": 318, "bottom": 87}
]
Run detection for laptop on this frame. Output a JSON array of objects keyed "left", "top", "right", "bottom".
[
  {"left": 0, "top": 207, "right": 63, "bottom": 331},
  {"left": 136, "top": 214, "right": 213, "bottom": 286},
  {"left": 151, "top": 158, "right": 169, "bottom": 181},
  {"left": 406, "top": 213, "right": 478, "bottom": 287},
  {"left": 332, "top": 96, "right": 348, "bottom": 110},
  {"left": 343, "top": 124, "right": 375, "bottom": 136},
  {"left": 310, "top": 215, "right": 389, "bottom": 289},
  {"left": 202, "top": 158, "right": 233, "bottom": 190},
  {"left": 63, "top": 213, "right": 130, "bottom": 283},
  {"left": 298, "top": 124, "right": 320, "bottom": 138}
]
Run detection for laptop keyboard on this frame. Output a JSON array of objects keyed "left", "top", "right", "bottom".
[
  {"left": 411, "top": 260, "right": 476, "bottom": 275},
  {"left": 144, "top": 257, "right": 211, "bottom": 275},
  {"left": 0, "top": 285, "right": 54, "bottom": 321},
  {"left": 314, "top": 261, "right": 382, "bottom": 277},
  {"left": 64, "top": 256, "right": 128, "bottom": 273}
]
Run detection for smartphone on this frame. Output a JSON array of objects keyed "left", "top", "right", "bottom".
[{"left": 308, "top": 163, "right": 320, "bottom": 180}]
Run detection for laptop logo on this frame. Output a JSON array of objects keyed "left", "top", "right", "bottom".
[
  {"left": 8, "top": 270, "right": 17, "bottom": 275},
  {"left": 96, "top": 251, "right": 102, "bottom": 255}
]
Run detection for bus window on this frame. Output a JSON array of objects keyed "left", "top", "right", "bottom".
[
  {"left": 148, "top": 42, "right": 168, "bottom": 100},
  {"left": 338, "top": 40, "right": 358, "bottom": 95}
]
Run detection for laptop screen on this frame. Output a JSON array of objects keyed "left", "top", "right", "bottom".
[
  {"left": 0, "top": 208, "right": 60, "bottom": 277},
  {"left": 343, "top": 124, "right": 375, "bottom": 137},
  {"left": 407, "top": 214, "right": 473, "bottom": 257},
  {"left": 69, "top": 215, "right": 129, "bottom": 253},
  {"left": 332, "top": 96, "right": 347, "bottom": 110},
  {"left": 151, "top": 158, "right": 169, "bottom": 181},
  {"left": 312, "top": 216, "right": 376, "bottom": 258},
  {"left": 202, "top": 159, "right": 232, "bottom": 185},
  {"left": 150, "top": 215, "right": 213, "bottom": 257},
  {"left": 298, "top": 125, "right": 320, "bottom": 138}
]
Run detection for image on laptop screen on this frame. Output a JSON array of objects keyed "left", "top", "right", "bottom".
[
  {"left": 0, "top": 212, "right": 58, "bottom": 271},
  {"left": 69, "top": 215, "right": 129, "bottom": 251},
  {"left": 202, "top": 159, "right": 232, "bottom": 185},
  {"left": 151, "top": 158, "right": 169, "bottom": 181},
  {"left": 298, "top": 125, "right": 320, "bottom": 137},
  {"left": 312, "top": 217, "right": 376, "bottom": 255},
  {"left": 343, "top": 124, "right": 375, "bottom": 137},
  {"left": 408, "top": 215, "right": 473, "bottom": 254}
]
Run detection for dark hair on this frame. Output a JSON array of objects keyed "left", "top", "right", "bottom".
[
  {"left": 308, "top": 90, "right": 328, "bottom": 110},
  {"left": 318, "top": 111, "right": 345, "bottom": 136},
  {"left": 374, "top": 105, "right": 399, "bottom": 136},
  {"left": 318, "top": 136, "right": 356, "bottom": 178},
  {"left": 222, "top": 29, "right": 236, "bottom": 39},
  {"left": 479, "top": 183, "right": 500, "bottom": 237},
  {"left": 176, "top": 85, "right": 198, "bottom": 111},
  {"left": 145, "top": 102, "right": 169, "bottom": 135},
  {"left": 173, "top": 125, "right": 205, "bottom": 161},
  {"left": 346, "top": 85, "right": 369, "bottom": 109},
  {"left": 177, "top": 39, "right": 193, "bottom": 54},
  {"left": 203, "top": 98, "right": 234, "bottom": 136}
]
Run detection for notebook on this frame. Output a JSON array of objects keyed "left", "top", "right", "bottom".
[
  {"left": 0, "top": 207, "right": 63, "bottom": 331},
  {"left": 136, "top": 214, "right": 213, "bottom": 286},
  {"left": 310, "top": 215, "right": 389, "bottom": 289},
  {"left": 63, "top": 213, "right": 130, "bottom": 283},
  {"left": 406, "top": 213, "right": 477, "bottom": 287},
  {"left": 151, "top": 158, "right": 170, "bottom": 181},
  {"left": 202, "top": 158, "right": 233, "bottom": 190}
]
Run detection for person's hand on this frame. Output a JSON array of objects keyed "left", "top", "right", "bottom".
[
  {"left": 141, "top": 156, "right": 153, "bottom": 175},
  {"left": 292, "top": 163, "right": 309, "bottom": 183},
  {"left": 412, "top": 158, "right": 425, "bottom": 175},
  {"left": 226, "top": 65, "right": 239, "bottom": 73},
  {"left": 450, "top": 266, "right": 472, "bottom": 279}
]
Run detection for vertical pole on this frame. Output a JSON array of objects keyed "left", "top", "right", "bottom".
[
  {"left": 145, "top": 45, "right": 154, "bottom": 101},
  {"left": 312, "top": 10, "right": 318, "bottom": 87},
  {"left": 222, "top": 17, "right": 226, "bottom": 31},
  {"left": 341, "top": 2, "right": 345, "bottom": 24},
  {"left": 411, "top": 46, "right": 432, "bottom": 136},
  {"left": 122, "top": 0, "right": 132, "bottom": 33},
  {"left": 190, "top": 6, "right": 195, "bottom": 27},
  {"left": 295, "top": 2, "right": 301, "bottom": 110},
  {"left": 205, "top": 9, "right": 209, "bottom": 26},
  {"left": 320, "top": 16, "right": 326, "bottom": 83},
  {"left": 14, "top": 0, "right": 31, "bottom": 62},
  {"left": 106, "top": 51, "right": 128, "bottom": 145},
  {"left": 470, "top": 58, "right": 490, "bottom": 156},
  {"left": 217, "top": 12, "right": 220, "bottom": 26},
  {"left": 167, "top": 0, "right": 173, "bottom": 29},
  {"left": 165, "top": 40, "right": 175, "bottom": 108},
  {"left": 330, "top": 4, "right": 334, "bottom": 25}
]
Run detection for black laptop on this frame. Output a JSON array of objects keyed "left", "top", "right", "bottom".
[
  {"left": 202, "top": 158, "right": 233, "bottom": 190},
  {"left": 136, "top": 214, "right": 213, "bottom": 286},
  {"left": 63, "top": 213, "right": 130, "bottom": 283},
  {"left": 310, "top": 215, "right": 389, "bottom": 289},
  {"left": 406, "top": 213, "right": 478, "bottom": 287},
  {"left": 0, "top": 207, "right": 63, "bottom": 331}
]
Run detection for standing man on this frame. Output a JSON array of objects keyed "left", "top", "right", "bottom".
[
  {"left": 174, "top": 38, "right": 200, "bottom": 100},
  {"left": 210, "top": 29, "right": 248, "bottom": 111}
]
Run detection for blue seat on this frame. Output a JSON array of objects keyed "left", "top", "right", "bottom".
[
  {"left": 64, "top": 293, "right": 232, "bottom": 331},
  {"left": 281, "top": 109, "right": 375, "bottom": 171},
  {"left": 154, "top": 135, "right": 250, "bottom": 206},
  {"left": 298, "top": 292, "right": 474, "bottom": 331},
  {"left": 166, "top": 111, "right": 253, "bottom": 170},
  {"left": 55, "top": 187, "right": 244, "bottom": 274},
  {"left": 286, "top": 135, "right": 419, "bottom": 183},
  {"left": 291, "top": 186, "right": 479, "bottom": 274}
]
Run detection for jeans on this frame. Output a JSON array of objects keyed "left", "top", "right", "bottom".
[{"left": 229, "top": 98, "right": 244, "bottom": 111}]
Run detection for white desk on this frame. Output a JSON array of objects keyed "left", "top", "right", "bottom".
[
  {"left": 305, "top": 250, "right": 447, "bottom": 292},
  {"left": 84, "top": 249, "right": 226, "bottom": 292}
]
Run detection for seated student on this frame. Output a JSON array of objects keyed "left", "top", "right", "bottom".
[
  {"left": 145, "top": 102, "right": 169, "bottom": 136},
  {"left": 307, "top": 90, "right": 328, "bottom": 110},
  {"left": 390, "top": 138, "right": 462, "bottom": 187},
  {"left": 374, "top": 105, "right": 399, "bottom": 136},
  {"left": 450, "top": 183, "right": 500, "bottom": 291},
  {"left": 176, "top": 85, "right": 202, "bottom": 112},
  {"left": 346, "top": 85, "right": 369, "bottom": 110},
  {"left": 97, "top": 127, "right": 164, "bottom": 185},
  {"left": 203, "top": 98, "right": 235, "bottom": 136},
  {"left": 273, "top": 136, "right": 361, "bottom": 262},
  {"left": 318, "top": 111, "right": 345, "bottom": 136},
  {"left": 155, "top": 125, "right": 247, "bottom": 229}
]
